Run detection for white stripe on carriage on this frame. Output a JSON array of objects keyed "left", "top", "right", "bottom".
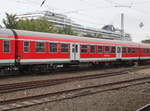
[{"left": 0, "top": 60, "right": 15, "bottom": 63}]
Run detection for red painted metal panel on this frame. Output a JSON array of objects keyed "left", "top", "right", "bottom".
[
  {"left": 1, "top": 31, "right": 150, "bottom": 63},
  {"left": 18, "top": 41, "right": 70, "bottom": 59},
  {"left": 0, "top": 39, "right": 15, "bottom": 60}
]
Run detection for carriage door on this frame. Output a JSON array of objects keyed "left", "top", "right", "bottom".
[
  {"left": 116, "top": 46, "right": 122, "bottom": 59},
  {"left": 71, "top": 44, "right": 80, "bottom": 60}
]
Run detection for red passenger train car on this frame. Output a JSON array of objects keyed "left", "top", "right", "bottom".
[{"left": 0, "top": 29, "right": 150, "bottom": 71}]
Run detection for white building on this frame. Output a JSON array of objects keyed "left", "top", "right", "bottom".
[{"left": 17, "top": 11, "right": 132, "bottom": 41}]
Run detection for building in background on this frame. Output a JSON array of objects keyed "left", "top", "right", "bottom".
[{"left": 17, "top": 11, "right": 132, "bottom": 41}]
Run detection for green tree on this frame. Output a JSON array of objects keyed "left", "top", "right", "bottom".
[
  {"left": 3, "top": 13, "right": 78, "bottom": 36},
  {"left": 16, "top": 18, "right": 57, "bottom": 33},
  {"left": 141, "top": 39, "right": 150, "bottom": 44},
  {"left": 3, "top": 13, "right": 18, "bottom": 29}
]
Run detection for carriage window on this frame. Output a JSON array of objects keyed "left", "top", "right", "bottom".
[
  {"left": 36, "top": 42, "right": 45, "bottom": 52},
  {"left": 128, "top": 48, "right": 131, "bottom": 53},
  {"left": 144, "top": 49, "right": 149, "bottom": 53},
  {"left": 72, "top": 45, "right": 78, "bottom": 53},
  {"left": 3, "top": 40, "right": 10, "bottom": 52},
  {"left": 98, "top": 46, "right": 102, "bottom": 53},
  {"left": 49, "top": 43, "right": 57, "bottom": 52},
  {"left": 117, "top": 47, "right": 121, "bottom": 53},
  {"left": 122, "top": 47, "right": 126, "bottom": 53},
  {"left": 144, "top": 49, "right": 146, "bottom": 53},
  {"left": 144, "top": 49, "right": 147, "bottom": 53},
  {"left": 61, "top": 43, "right": 69, "bottom": 53},
  {"left": 147, "top": 49, "right": 149, "bottom": 53},
  {"left": 132, "top": 48, "right": 136, "bottom": 53},
  {"left": 81, "top": 45, "right": 88, "bottom": 53},
  {"left": 24, "top": 41, "right": 29, "bottom": 52},
  {"left": 105, "top": 46, "right": 110, "bottom": 53},
  {"left": 90, "top": 45, "right": 96, "bottom": 53},
  {"left": 111, "top": 46, "right": 116, "bottom": 53}
]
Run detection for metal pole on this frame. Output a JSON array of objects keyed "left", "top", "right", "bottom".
[{"left": 121, "top": 13, "right": 124, "bottom": 40}]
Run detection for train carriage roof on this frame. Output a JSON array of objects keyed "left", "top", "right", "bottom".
[{"left": 0, "top": 28, "right": 150, "bottom": 48}]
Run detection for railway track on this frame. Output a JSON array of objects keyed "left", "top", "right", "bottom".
[
  {"left": 0, "top": 76, "right": 150, "bottom": 111},
  {"left": 0, "top": 65, "right": 149, "bottom": 94},
  {"left": 136, "top": 103, "right": 150, "bottom": 111}
]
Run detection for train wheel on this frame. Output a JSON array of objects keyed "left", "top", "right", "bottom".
[{"left": 133, "top": 61, "right": 139, "bottom": 67}]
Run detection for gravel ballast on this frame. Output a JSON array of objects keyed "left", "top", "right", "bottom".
[{"left": 1, "top": 67, "right": 150, "bottom": 111}]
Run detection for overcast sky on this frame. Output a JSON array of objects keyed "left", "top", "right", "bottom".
[{"left": 1, "top": 0, "right": 150, "bottom": 42}]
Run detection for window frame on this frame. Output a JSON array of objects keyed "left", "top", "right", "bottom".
[
  {"left": 23, "top": 41, "right": 30, "bottom": 53},
  {"left": 111, "top": 46, "right": 116, "bottom": 53},
  {"left": 60, "top": 43, "right": 69, "bottom": 53},
  {"left": 3, "top": 40, "right": 10, "bottom": 53},
  {"left": 128, "top": 48, "right": 131, "bottom": 53},
  {"left": 132, "top": 48, "right": 136, "bottom": 53},
  {"left": 35, "top": 41, "right": 45, "bottom": 53},
  {"left": 98, "top": 45, "right": 103, "bottom": 53},
  {"left": 49, "top": 43, "right": 58, "bottom": 53},
  {"left": 90, "top": 45, "right": 96, "bottom": 53},
  {"left": 105, "top": 46, "right": 110, "bottom": 53},
  {"left": 81, "top": 45, "right": 88, "bottom": 53},
  {"left": 144, "top": 48, "right": 149, "bottom": 53},
  {"left": 122, "top": 47, "right": 127, "bottom": 53}
]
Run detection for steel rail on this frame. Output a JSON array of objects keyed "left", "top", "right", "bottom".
[
  {"left": 0, "top": 66, "right": 149, "bottom": 94},
  {"left": 0, "top": 76, "right": 150, "bottom": 111}
]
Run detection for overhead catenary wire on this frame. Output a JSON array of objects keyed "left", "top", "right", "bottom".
[
  {"left": 15, "top": 0, "right": 113, "bottom": 28},
  {"left": 14, "top": 0, "right": 150, "bottom": 31},
  {"left": 61, "top": 6, "right": 112, "bottom": 14},
  {"left": 15, "top": 0, "right": 150, "bottom": 15}
]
